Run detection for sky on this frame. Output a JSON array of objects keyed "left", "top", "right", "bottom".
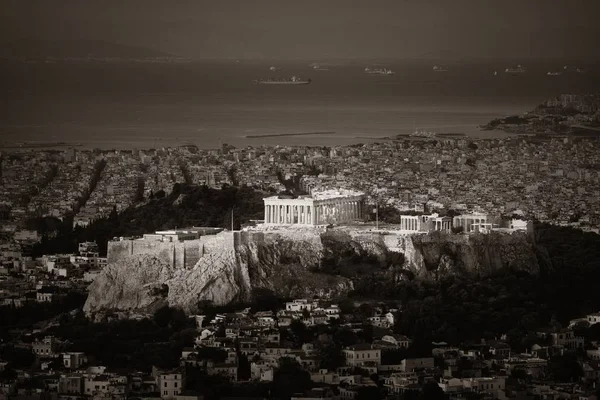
[{"left": 1, "top": 0, "right": 600, "bottom": 60}]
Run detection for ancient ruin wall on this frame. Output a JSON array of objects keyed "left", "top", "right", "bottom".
[{"left": 107, "top": 231, "right": 236, "bottom": 269}]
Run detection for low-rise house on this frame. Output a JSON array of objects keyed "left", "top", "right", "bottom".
[
  {"left": 401, "top": 357, "right": 434, "bottom": 372},
  {"left": 36, "top": 286, "right": 63, "bottom": 303},
  {"left": 582, "top": 361, "right": 600, "bottom": 381},
  {"left": 238, "top": 338, "right": 259, "bottom": 356},
  {"left": 488, "top": 341, "right": 511, "bottom": 358},
  {"left": 206, "top": 362, "right": 237, "bottom": 381},
  {"left": 259, "top": 330, "right": 280, "bottom": 345},
  {"left": 310, "top": 369, "right": 339, "bottom": 385},
  {"left": 32, "top": 336, "right": 60, "bottom": 358},
  {"left": 384, "top": 372, "right": 420, "bottom": 396},
  {"left": 262, "top": 344, "right": 293, "bottom": 360},
  {"left": 343, "top": 344, "right": 381, "bottom": 367},
  {"left": 297, "top": 354, "right": 320, "bottom": 372},
  {"left": 587, "top": 313, "right": 600, "bottom": 325},
  {"left": 286, "top": 299, "right": 317, "bottom": 312},
  {"left": 549, "top": 329, "right": 585, "bottom": 350},
  {"left": 59, "top": 375, "right": 84, "bottom": 394},
  {"left": 462, "top": 376, "right": 506, "bottom": 397},
  {"left": 374, "top": 334, "right": 410, "bottom": 349},
  {"left": 291, "top": 387, "right": 335, "bottom": 400},
  {"left": 251, "top": 360, "right": 274, "bottom": 381},
  {"left": 63, "top": 352, "right": 87, "bottom": 370},
  {"left": 158, "top": 369, "right": 184, "bottom": 399},
  {"left": 438, "top": 377, "right": 464, "bottom": 393},
  {"left": 587, "top": 349, "right": 600, "bottom": 361}
]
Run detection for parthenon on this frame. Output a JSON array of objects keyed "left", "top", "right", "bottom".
[{"left": 263, "top": 189, "right": 365, "bottom": 226}]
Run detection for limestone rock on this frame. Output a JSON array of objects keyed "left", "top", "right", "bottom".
[
  {"left": 83, "top": 254, "right": 175, "bottom": 316},
  {"left": 84, "top": 227, "right": 539, "bottom": 319}
]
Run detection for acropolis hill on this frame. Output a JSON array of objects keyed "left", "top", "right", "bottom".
[{"left": 85, "top": 190, "right": 538, "bottom": 318}]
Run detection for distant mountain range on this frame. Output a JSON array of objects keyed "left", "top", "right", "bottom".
[{"left": 0, "top": 39, "right": 174, "bottom": 58}]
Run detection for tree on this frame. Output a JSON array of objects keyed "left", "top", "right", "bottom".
[
  {"left": 154, "top": 306, "right": 174, "bottom": 328},
  {"left": 548, "top": 354, "right": 583, "bottom": 382},
  {"left": 195, "top": 347, "right": 228, "bottom": 364},
  {"left": 288, "top": 320, "right": 312, "bottom": 347},
  {"left": 421, "top": 380, "right": 446, "bottom": 400},
  {"left": 451, "top": 226, "right": 464, "bottom": 234},
  {"left": 237, "top": 353, "right": 251, "bottom": 381},
  {"left": 109, "top": 205, "right": 118, "bottom": 220},
  {"left": 356, "top": 386, "right": 381, "bottom": 400},
  {"left": 272, "top": 358, "right": 312, "bottom": 399}
]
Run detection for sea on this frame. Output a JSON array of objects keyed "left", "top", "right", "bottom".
[{"left": 2, "top": 59, "right": 600, "bottom": 150}]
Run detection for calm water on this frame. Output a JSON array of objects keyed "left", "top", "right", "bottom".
[{"left": 2, "top": 60, "right": 600, "bottom": 149}]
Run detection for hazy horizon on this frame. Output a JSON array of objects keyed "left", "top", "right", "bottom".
[{"left": 2, "top": 0, "right": 600, "bottom": 61}]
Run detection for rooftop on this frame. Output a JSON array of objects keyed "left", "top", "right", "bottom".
[{"left": 264, "top": 188, "right": 365, "bottom": 201}]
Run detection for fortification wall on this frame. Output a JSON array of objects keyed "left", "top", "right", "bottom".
[
  {"left": 107, "top": 241, "right": 134, "bottom": 264},
  {"left": 132, "top": 240, "right": 178, "bottom": 267},
  {"left": 184, "top": 240, "right": 201, "bottom": 268},
  {"left": 200, "top": 231, "right": 235, "bottom": 255},
  {"left": 107, "top": 231, "right": 236, "bottom": 269}
]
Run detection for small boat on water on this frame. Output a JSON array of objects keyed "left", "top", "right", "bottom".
[{"left": 253, "top": 76, "right": 311, "bottom": 85}]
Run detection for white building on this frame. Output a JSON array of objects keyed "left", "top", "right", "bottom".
[
  {"left": 63, "top": 352, "right": 87, "bottom": 369},
  {"left": 263, "top": 189, "right": 365, "bottom": 226},
  {"left": 286, "top": 299, "right": 318, "bottom": 312},
  {"left": 343, "top": 344, "right": 381, "bottom": 367},
  {"left": 453, "top": 213, "right": 490, "bottom": 233},
  {"left": 587, "top": 312, "right": 600, "bottom": 325},
  {"left": 158, "top": 370, "right": 184, "bottom": 399},
  {"left": 399, "top": 214, "right": 452, "bottom": 233}
]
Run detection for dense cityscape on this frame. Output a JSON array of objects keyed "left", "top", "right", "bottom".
[
  {"left": 3, "top": 0, "right": 600, "bottom": 398},
  {"left": 1, "top": 131, "right": 600, "bottom": 399}
]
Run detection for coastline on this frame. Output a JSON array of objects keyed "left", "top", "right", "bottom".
[
  {"left": 244, "top": 131, "right": 335, "bottom": 138},
  {"left": 0, "top": 128, "right": 513, "bottom": 152}
]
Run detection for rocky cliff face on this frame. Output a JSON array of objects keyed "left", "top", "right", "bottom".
[
  {"left": 84, "top": 228, "right": 539, "bottom": 318},
  {"left": 371, "top": 231, "right": 539, "bottom": 278}
]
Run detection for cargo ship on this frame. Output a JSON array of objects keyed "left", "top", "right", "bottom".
[
  {"left": 505, "top": 64, "right": 527, "bottom": 74},
  {"left": 364, "top": 67, "right": 395, "bottom": 75},
  {"left": 253, "top": 76, "right": 311, "bottom": 85},
  {"left": 547, "top": 71, "right": 562, "bottom": 76},
  {"left": 433, "top": 65, "right": 448, "bottom": 72}
]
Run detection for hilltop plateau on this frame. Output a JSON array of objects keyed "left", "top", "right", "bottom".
[{"left": 83, "top": 227, "right": 539, "bottom": 319}]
